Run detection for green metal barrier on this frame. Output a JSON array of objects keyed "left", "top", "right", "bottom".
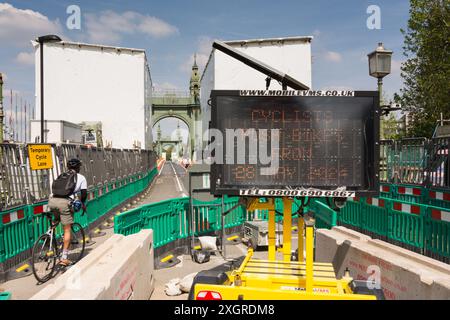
[
  {"left": 309, "top": 199, "right": 337, "bottom": 229},
  {"left": 361, "top": 197, "right": 389, "bottom": 238},
  {"left": 115, "top": 196, "right": 333, "bottom": 250},
  {"left": 380, "top": 183, "right": 394, "bottom": 198},
  {"left": 223, "top": 198, "right": 245, "bottom": 229},
  {"left": 388, "top": 199, "right": 427, "bottom": 249},
  {"left": 141, "top": 198, "right": 185, "bottom": 247},
  {"left": 115, "top": 196, "right": 247, "bottom": 249},
  {"left": 426, "top": 205, "right": 450, "bottom": 259},
  {"left": 338, "top": 197, "right": 362, "bottom": 228},
  {"left": 0, "top": 205, "right": 30, "bottom": 263},
  {"left": 331, "top": 192, "right": 449, "bottom": 261},
  {"left": 394, "top": 184, "right": 427, "bottom": 204},
  {"left": 0, "top": 291, "right": 11, "bottom": 300},
  {"left": 113, "top": 189, "right": 450, "bottom": 261},
  {"left": 428, "top": 188, "right": 450, "bottom": 210},
  {"left": 0, "top": 168, "right": 157, "bottom": 264}
]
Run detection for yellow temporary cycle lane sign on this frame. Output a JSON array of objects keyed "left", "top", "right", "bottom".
[{"left": 28, "top": 144, "right": 53, "bottom": 170}]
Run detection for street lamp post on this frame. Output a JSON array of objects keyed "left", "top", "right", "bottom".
[
  {"left": 368, "top": 42, "right": 393, "bottom": 105},
  {"left": 36, "top": 34, "right": 62, "bottom": 143},
  {"left": 0, "top": 73, "right": 4, "bottom": 144}
]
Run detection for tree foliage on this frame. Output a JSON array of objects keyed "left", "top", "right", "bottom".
[{"left": 394, "top": 0, "right": 450, "bottom": 138}]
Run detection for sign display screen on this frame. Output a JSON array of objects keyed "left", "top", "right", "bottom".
[{"left": 209, "top": 90, "right": 379, "bottom": 196}]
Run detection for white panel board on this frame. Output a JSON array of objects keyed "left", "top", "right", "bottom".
[{"left": 34, "top": 42, "right": 152, "bottom": 149}]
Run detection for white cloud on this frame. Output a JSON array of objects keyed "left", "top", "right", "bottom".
[
  {"left": 84, "top": 10, "right": 179, "bottom": 44},
  {"left": 0, "top": 3, "right": 63, "bottom": 47},
  {"left": 324, "top": 51, "right": 342, "bottom": 62},
  {"left": 312, "top": 29, "right": 321, "bottom": 37},
  {"left": 15, "top": 51, "right": 34, "bottom": 65},
  {"left": 180, "top": 36, "right": 214, "bottom": 74},
  {"left": 137, "top": 15, "right": 179, "bottom": 38},
  {"left": 391, "top": 59, "right": 402, "bottom": 74},
  {"left": 153, "top": 82, "right": 181, "bottom": 91}
]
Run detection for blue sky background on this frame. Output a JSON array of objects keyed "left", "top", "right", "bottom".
[{"left": 0, "top": 0, "right": 410, "bottom": 141}]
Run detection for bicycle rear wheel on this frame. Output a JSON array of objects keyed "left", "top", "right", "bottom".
[
  {"left": 31, "top": 234, "right": 57, "bottom": 283},
  {"left": 68, "top": 223, "right": 86, "bottom": 264}
]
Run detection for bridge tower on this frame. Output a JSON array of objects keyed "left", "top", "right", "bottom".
[
  {"left": 151, "top": 56, "right": 201, "bottom": 161},
  {"left": 190, "top": 54, "right": 200, "bottom": 103}
]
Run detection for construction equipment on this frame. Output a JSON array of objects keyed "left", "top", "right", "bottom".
[
  {"left": 243, "top": 220, "right": 283, "bottom": 251},
  {"left": 191, "top": 197, "right": 383, "bottom": 300}
]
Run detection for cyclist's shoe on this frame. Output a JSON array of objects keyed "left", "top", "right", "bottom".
[{"left": 59, "top": 259, "right": 73, "bottom": 267}]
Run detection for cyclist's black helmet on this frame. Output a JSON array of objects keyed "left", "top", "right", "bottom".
[{"left": 67, "top": 158, "right": 82, "bottom": 170}]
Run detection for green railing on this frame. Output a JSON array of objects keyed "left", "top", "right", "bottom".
[
  {"left": 114, "top": 196, "right": 246, "bottom": 248},
  {"left": 309, "top": 200, "right": 337, "bottom": 229},
  {"left": 427, "top": 204, "right": 450, "bottom": 258},
  {"left": 339, "top": 195, "right": 449, "bottom": 260},
  {"left": 114, "top": 183, "right": 449, "bottom": 261},
  {"left": 379, "top": 182, "right": 450, "bottom": 209},
  {"left": 114, "top": 196, "right": 337, "bottom": 249},
  {"left": 0, "top": 168, "right": 157, "bottom": 264},
  {"left": 0, "top": 291, "right": 11, "bottom": 300}
]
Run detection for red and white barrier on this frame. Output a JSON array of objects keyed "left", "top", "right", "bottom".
[
  {"left": 88, "top": 191, "right": 95, "bottom": 200},
  {"left": 397, "top": 186, "right": 422, "bottom": 196},
  {"left": 157, "top": 158, "right": 165, "bottom": 172},
  {"left": 380, "top": 185, "right": 391, "bottom": 193},
  {"left": 431, "top": 209, "right": 450, "bottom": 222},
  {"left": 2, "top": 209, "right": 25, "bottom": 224},
  {"left": 429, "top": 191, "right": 450, "bottom": 202},
  {"left": 393, "top": 202, "right": 421, "bottom": 215},
  {"left": 33, "top": 204, "right": 48, "bottom": 215},
  {"left": 366, "top": 198, "right": 385, "bottom": 207}
]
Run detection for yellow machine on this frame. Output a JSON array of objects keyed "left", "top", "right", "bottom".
[{"left": 192, "top": 197, "right": 380, "bottom": 300}]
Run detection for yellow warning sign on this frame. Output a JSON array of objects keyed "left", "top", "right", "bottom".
[{"left": 28, "top": 144, "right": 53, "bottom": 170}]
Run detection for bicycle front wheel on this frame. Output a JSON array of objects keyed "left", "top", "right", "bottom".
[
  {"left": 68, "top": 223, "right": 86, "bottom": 264},
  {"left": 31, "top": 233, "right": 57, "bottom": 283}
]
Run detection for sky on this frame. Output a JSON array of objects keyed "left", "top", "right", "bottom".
[{"left": 0, "top": 0, "right": 411, "bottom": 141}]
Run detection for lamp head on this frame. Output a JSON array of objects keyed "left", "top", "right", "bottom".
[
  {"left": 368, "top": 42, "right": 393, "bottom": 79},
  {"left": 36, "top": 34, "right": 62, "bottom": 44}
]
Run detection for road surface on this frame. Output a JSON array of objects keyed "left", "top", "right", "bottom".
[
  {"left": 0, "top": 161, "right": 188, "bottom": 299},
  {"left": 1, "top": 161, "right": 299, "bottom": 300},
  {"left": 141, "top": 161, "right": 188, "bottom": 204}
]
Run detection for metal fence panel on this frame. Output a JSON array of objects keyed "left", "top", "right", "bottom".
[
  {"left": 398, "top": 138, "right": 427, "bottom": 185},
  {"left": 380, "top": 140, "right": 395, "bottom": 183},
  {"left": 425, "top": 137, "right": 449, "bottom": 188},
  {"left": 1, "top": 143, "right": 158, "bottom": 211}
]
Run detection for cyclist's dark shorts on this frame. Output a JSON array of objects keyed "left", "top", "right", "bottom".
[{"left": 48, "top": 196, "right": 74, "bottom": 226}]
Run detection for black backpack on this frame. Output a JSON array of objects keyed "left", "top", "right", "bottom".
[{"left": 52, "top": 170, "right": 78, "bottom": 197}]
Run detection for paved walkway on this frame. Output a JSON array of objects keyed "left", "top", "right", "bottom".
[
  {"left": 150, "top": 231, "right": 301, "bottom": 300},
  {"left": 141, "top": 161, "right": 188, "bottom": 204},
  {"left": 0, "top": 161, "right": 187, "bottom": 300},
  {"left": 1, "top": 161, "right": 300, "bottom": 300}
]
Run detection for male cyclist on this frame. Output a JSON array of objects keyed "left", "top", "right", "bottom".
[{"left": 48, "top": 158, "right": 87, "bottom": 266}]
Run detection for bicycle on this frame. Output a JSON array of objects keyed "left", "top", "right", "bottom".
[{"left": 31, "top": 211, "right": 86, "bottom": 283}]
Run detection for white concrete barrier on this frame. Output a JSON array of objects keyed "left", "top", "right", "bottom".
[
  {"left": 316, "top": 226, "right": 450, "bottom": 300},
  {"left": 31, "top": 230, "right": 155, "bottom": 300}
]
